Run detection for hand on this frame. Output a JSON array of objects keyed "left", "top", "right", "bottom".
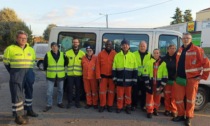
[{"left": 194, "top": 76, "right": 201, "bottom": 81}]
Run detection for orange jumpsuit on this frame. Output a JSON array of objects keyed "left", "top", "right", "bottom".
[
  {"left": 82, "top": 55, "right": 98, "bottom": 106},
  {"left": 96, "top": 49, "right": 116, "bottom": 107},
  {"left": 175, "top": 43, "right": 210, "bottom": 118}
]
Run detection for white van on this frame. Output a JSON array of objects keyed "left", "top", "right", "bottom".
[
  {"left": 49, "top": 27, "right": 210, "bottom": 111},
  {"left": 33, "top": 43, "right": 49, "bottom": 70}
]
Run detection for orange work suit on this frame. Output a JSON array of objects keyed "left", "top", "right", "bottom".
[
  {"left": 96, "top": 49, "right": 116, "bottom": 107},
  {"left": 175, "top": 43, "right": 210, "bottom": 118},
  {"left": 116, "top": 86, "right": 132, "bottom": 109},
  {"left": 164, "top": 82, "right": 177, "bottom": 113},
  {"left": 82, "top": 55, "right": 98, "bottom": 106}
]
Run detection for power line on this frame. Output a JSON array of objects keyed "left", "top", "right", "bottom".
[
  {"left": 109, "top": 0, "right": 173, "bottom": 15},
  {"left": 73, "top": 16, "right": 104, "bottom": 27}
]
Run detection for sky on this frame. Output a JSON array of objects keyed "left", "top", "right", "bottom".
[{"left": 0, "top": 0, "right": 209, "bottom": 36}]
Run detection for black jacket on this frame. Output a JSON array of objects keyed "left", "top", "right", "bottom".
[{"left": 163, "top": 52, "right": 177, "bottom": 81}]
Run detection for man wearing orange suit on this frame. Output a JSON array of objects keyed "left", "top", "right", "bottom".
[
  {"left": 82, "top": 46, "right": 98, "bottom": 109},
  {"left": 96, "top": 40, "right": 116, "bottom": 112},
  {"left": 172, "top": 33, "right": 210, "bottom": 126}
]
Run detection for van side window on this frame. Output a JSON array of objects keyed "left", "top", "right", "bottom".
[
  {"left": 102, "top": 33, "right": 149, "bottom": 52},
  {"left": 57, "top": 32, "right": 96, "bottom": 53},
  {"left": 158, "top": 35, "right": 178, "bottom": 56}
]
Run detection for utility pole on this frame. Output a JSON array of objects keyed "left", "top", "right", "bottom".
[{"left": 99, "top": 13, "right": 108, "bottom": 28}]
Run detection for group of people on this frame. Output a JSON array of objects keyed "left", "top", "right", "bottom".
[{"left": 3, "top": 30, "right": 210, "bottom": 126}]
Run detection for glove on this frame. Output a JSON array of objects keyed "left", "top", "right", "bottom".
[
  {"left": 156, "top": 85, "right": 164, "bottom": 94},
  {"left": 145, "top": 84, "right": 152, "bottom": 94}
]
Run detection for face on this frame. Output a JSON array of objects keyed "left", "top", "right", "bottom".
[
  {"left": 86, "top": 49, "right": 93, "bottom": 56},
  {"left": 182, "top": 34, "right": 192, "bottom": 47},
  {"left": 72, "top": 39, "right": 80, "bottom": 49},
  {"left": 168, "top": 46, "right": 176, "bottom": 56},
  {"left": 105, "top": 41, "right": 112, "bottom": 51},
  {"left": 51, "top": 45, "right": 58, "bottom": 53},
  {"left": 121, "top": 44, "right": 130, "bottom": 52},
  {"left": 16, "top": 34, "right": 27, "bottom": 47},
  {"left": 139, "top": 41, "right": 147, "bottom": 53},
  {"left": 153, "top": 50, "right": 160, "bottom": 60}
]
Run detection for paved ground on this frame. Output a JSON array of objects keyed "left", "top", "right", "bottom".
[{"left": 0, "top": 62, "right": 210, "bottom": 126}]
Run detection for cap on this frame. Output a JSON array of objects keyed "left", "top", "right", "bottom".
[
  {"left": 51, "top": 42, "right": 58, "bottom": 47},
  {"left": 86, "top": 45, "right": 94, "bottom": 50},
  {"left": 121, "top": 39, "right": 130, "bottom": 45}
]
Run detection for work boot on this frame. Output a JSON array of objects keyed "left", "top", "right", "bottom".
[
  {"left": 185, "top": 117, "right": 192, "bottom": 126},
  {"left": 164, "top": 110, "right": 170, "bottom": 116},
  {"left": 27, "top": 110, "right": 38, "bottom": 117},
  {"left": 131, "top": 105, "right": 137, "bottom": 111},
  {"left": 172, "top": 116, "right": 186, "bottom": 122},
  {"left": 15, "top": 116, "right": 28, "bottom": 125},
  {"left": 93, "top": 105, "right": 98, "bottom": 109},
  {"left": 147, "top": 113, "right": 152, "bottom": 118},
  {"left": 99, "top": 106, "right": 105, "bottom": 113},
  {"left": 125, "top": 106, "right": 131, "bottom": 114},
  {"left": 116, "top": 109, "right": 122, "bottom": 113},
  {"left": 85, "top": 105, "right": 92, "bottom": 109},
  {"left": 57, "top": 103, "right": 65, "bottom": 108},
  {"left": 153, "top": 108, "right": 159, "bottom": 116},
  {"left": 107, "top": 106, "right": 113, "bottom": 112},
  {"left": 43, "top": 106, "right": 52, "bottom": 112}
]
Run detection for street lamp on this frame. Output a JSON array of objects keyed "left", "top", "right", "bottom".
[{"left": 99, "top": 13, "right": 108, "bottom": 28}]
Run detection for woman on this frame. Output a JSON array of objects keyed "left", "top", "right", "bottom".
[
  {"left": 82, "top": 46, "right": 98, "bottom": 109},
  {"left": 143, "top": 49, "right": 168, "bottom": 118},
  {"left": 163, "top": 44, "right": 177, "bottom": 117}
]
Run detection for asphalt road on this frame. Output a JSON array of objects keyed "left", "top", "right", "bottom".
[{"left": 0, "top": 62, "right": 210, "bottom": 126}]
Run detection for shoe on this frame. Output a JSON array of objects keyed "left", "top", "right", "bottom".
[
  {"left": 99, "top": 106, "right": 105, "bottom": 113},
  {"left": 107, "top": 106, "right": 113, "bottom": 112},
  {"left": 75, "top": 103, "right": 81, "bottom": 108},
  {"left": 116, "top": 109, "right": 122, "bottom": 113},
  {"left": 43, "top": 106, "right": 52, "bottom": 112},
  {"left": 57, "top": 103, "right": 65, "bottom": 108},
  {"left": 66, "top": 103, "right": 72, "bottom": 109},
  {"left": 185, "top": 117, "right": 192, "bottom": 126},
  {"left": 15, "top": 116, "right": 28, "bottom": 125},
  {"left": 85, "top": 105, "right": 92, "bottom": 109},
  {"left": 141, "top": 106, "right": 146, "bottom": 112},
  {"left": 164, "top": 110, "right": 170, "bottom": 116},
  {"left": 147, "top": 113, "right": 152, "bottom": 118},
  {"left": 172, "top": 116, "right": 186, "bottom": 122},
  {"left": 93, "top": 105, "right": 98, "bottom": 109},
  {"left": 125, "top": 106, "right": 131, "bottom": 114},
  {"left": 153, "top": 108, "right": 159, "bottom": 116},
  {"left": 171, "top": 112, "right": 177, "bottom": 118},
  {"left": 131, "top": 106, "right": 136, "bottom": 111},
  {"left": 27, "top": 110, "right": 38, "bottom": 117}
]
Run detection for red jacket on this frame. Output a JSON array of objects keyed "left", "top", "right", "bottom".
[
  {"left": 176, "top": 44, "right": 210, "bottom": 80},
  {"left": 82, "top": 55, "right": 97, "bottom": 79},
  {"left": 96, "top": 49, "right": 116, "bottom": 79}
]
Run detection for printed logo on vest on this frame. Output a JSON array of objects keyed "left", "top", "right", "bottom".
[{"left": 192, "top": 59, "right": 196, "bottom": 65}]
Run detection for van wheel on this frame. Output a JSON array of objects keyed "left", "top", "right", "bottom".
[
  {"left": 195, "top": 87, "right": 208, "bottom": 111},
  {"left": 37, "top": 60, "right": 44, "bottom": 71}
]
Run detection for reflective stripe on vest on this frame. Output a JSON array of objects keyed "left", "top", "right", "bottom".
[
  {"left": 46, "top": 51, "right": 65, "bottom": 78},
  {"left": 185, "top": 67, "right": 202, "bottom": 73}
]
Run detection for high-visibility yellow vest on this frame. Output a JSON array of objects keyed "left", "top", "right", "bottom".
[
  {"left": 3, "top": 44, "right": 35, "bottom": 68},
  {"left": 46, "top": 51, "right": 65, "bottom": 78},
  {"left": 112, "top": 50, "right": 138, "bottom": 86},
  {"left": 143, "top": 58, "right": 168, "bottom": 86},
  {"left": 133, "top": 51, "right": 151, "bottom": 76},
  {"left": 66, "top": 49, "right": 85, "bottom": 76}
]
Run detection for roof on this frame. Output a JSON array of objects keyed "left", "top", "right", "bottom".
[{"left": 197, "top": 8, "right": 210, "bottom": 13}]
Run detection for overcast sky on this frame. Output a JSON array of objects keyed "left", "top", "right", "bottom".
[{"left": 0, "top": 0, "right": 209, "bottom": 36}]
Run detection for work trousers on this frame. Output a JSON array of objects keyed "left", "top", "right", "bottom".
[
  {"left": 83, "top": 79, "right": 98, "bottom": 105},
  {"left": 116, "top": 86, "right": 132, "bottom": 109},
  {"left": 164, "top": 83, "right": 177, "bottom": 113}
]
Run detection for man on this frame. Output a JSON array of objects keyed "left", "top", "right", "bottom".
[
  {"left": 66, "top": 38, "right": 85, "bottom": 108},
  {"left": 162, "top": 44, "right": 177, "bottom": 117},
  {"left": 112, "top": 39, "right": 138, "bottom": 114},
  {"left": 143, "top": 49, "right": 168, "bottom": 118},
  {"left": 43, "top": 42, "right": 68, "bottom": 112},
  {"left": 96, "top": 40, "right": 116, "bottom": 112},
  {"left": 3, "top": 30, "right": 38, "bottom": 125},
  {"left": 172, "top": 33, "right": 210, "bottom": 126},
  {"left": 82, "top": 46, "right": 98, "bottom": 109},
  {"left": 132, "top": 40, "right": 151, "bottom": 111}
]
